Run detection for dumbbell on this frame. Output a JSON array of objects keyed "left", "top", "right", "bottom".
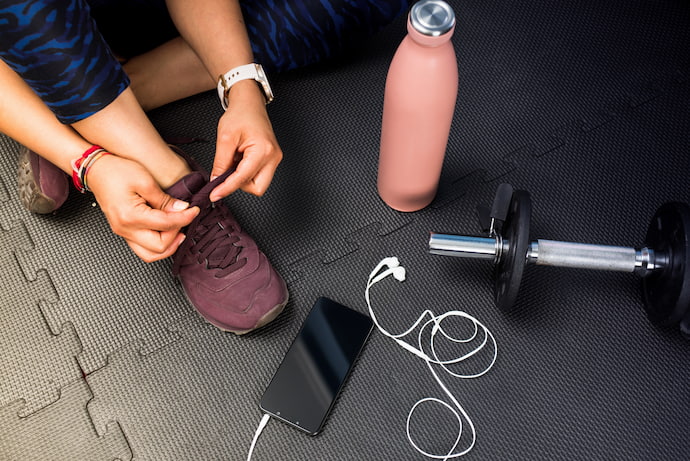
[{"left": 428, "top": 184, "right": 690, "bottom": 338}]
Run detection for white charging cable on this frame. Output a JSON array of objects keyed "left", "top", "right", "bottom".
[
  {"left": 365, "top": 257, "right": 497, "bottom": 459},
  {"left": 247, "top": 413, "right": 270, "bottom": 461}
]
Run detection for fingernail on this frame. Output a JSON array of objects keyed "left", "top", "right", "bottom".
[
  {"left": 172, "top": 200, "right": 189, "bottom": 211},
  {"left": 210, "top": 174, "right": 218, "bottom": 182}
]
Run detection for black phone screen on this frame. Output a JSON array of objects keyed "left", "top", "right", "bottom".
[{"left": 259, "top": 297, "right": 374, "bottom": 435}]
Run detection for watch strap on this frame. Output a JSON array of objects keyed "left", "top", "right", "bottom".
[{"left": 217, "top": 63, "right": 273, "bottom": 110}]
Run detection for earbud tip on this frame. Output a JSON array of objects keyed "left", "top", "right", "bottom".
[
  {"left": 393, "top": 267, "right": 406, "bottom": 282},
  {"left": 385, "top": 256, "right": 400, "bottom": 268}
]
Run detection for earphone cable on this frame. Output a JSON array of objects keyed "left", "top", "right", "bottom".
[{"left": 365, "top": 257, "right": 498, "bottom": 459}]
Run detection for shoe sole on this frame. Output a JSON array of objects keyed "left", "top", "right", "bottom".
[
  {"left": 229, "top": 292, "right": 290, "bottom": 335},
  {"left": 17, "top": 147, "right": 63, "bottom": 214},
  {"left": 181, "top": 277, "right": 290, "bottom": 335}
]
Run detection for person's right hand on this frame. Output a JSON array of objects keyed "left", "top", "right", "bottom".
[{"left": 87, "top": 154, "right": 199, "bottom": 262}]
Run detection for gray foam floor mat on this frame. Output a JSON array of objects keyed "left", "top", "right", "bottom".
[{"left": 1, "top": 1, "right": 689, "bottom": 459}]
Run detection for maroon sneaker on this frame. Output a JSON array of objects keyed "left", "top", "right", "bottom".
[
  {"left": 17, "top": 146, "right": 69, "bottom": 214},
  {"left": 166, "top": 168, "right": 288, "bottom": 334}
]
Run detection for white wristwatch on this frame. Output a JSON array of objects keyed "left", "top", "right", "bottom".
[{"left": 217, "top": 63, "right": 274, "bottom": 110}]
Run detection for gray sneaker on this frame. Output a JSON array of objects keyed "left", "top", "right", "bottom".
[
  {"left": 17, "top": 146, "right": 69, "bottom": 214},
  {"left": 166, "top": 166, "right": 288, "bottom": 334}
]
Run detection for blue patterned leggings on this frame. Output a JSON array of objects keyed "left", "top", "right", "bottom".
[{"left": 0, "top": 0, "right": 410, "bottom": 124}]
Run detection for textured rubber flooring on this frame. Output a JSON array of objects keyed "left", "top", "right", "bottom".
[{"left": 1, "top": 1, "right": 689, "bottom": 460}]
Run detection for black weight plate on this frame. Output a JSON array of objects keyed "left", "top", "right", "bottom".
[
  {"left": 494, "top": 189, "right": 531, "bottom": 312},
  {"left": 642, "top": 202, "right": 690, "bottom": 327}
]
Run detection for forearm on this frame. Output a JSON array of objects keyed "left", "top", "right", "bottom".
[
  {"left": 165, "top": 0, "right": 280, "bottom": 199},
  {"left": 71, "top": 87, "right": 190, "bottom": 188},
  {"left": 0, "top": 60, "right": 90, "bottom": 173}
]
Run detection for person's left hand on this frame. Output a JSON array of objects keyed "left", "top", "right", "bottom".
[{"left": 209, "top": 82, "right": 283, "bottom": 201}]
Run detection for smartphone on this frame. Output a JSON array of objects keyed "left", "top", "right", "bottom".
[{"left": 259, "top": 297, "right": 374, "bottom": 435}]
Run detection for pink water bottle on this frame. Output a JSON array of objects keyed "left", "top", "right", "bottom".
[{"left": 377, "top": 0, "right": 458, "bottom": 212}]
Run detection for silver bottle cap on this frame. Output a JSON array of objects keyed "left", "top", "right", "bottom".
[{"left": 410, "top": 0, "right": 455, "bottom": 37}]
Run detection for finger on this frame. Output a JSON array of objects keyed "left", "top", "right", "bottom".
[
  {"left": 212, "top": 134, "right": 241, "bottom": 181},
  {"left": 126, "top": 232, "right": 186, "bottom": 263},
  {"left": 139, "top": 182, "right": 191, "bottom": 213},
  {"left": 131, "top": 202, "right": 200, "bottom": 232},
  {"left": 133, "top": 183, "right": 200, "bottom": 230},
  {"left": 131, "top": 227, "right": 182, "bottom": 254},
  {"left": 239, "top": 162, "right": 278, "bottom": 197},
  {"left": 209, "top": 172, "right": 248, "bottom": 201},
  {"left": 211, "top": 149, "right": 243, "bottom": 181},
  {"left": 209, "top": 154, "right": 264, "bottom": 201}
]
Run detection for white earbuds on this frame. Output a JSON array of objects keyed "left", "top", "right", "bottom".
[
  {"left": 368, "top": 256, "right": 407, "bottom": 287},
  {"left": 392, "top": 266, "right": 406, "bottom": 281},
  {"left": 365, "top": 257, "right": 498, "bottom": 460},
  {"left": 381, "top": 256, "right": 400, "bottom": 269}
]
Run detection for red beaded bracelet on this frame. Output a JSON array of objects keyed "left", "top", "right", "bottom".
[{"left": 71, "top": 145, "right": 111, "bottom": 193}]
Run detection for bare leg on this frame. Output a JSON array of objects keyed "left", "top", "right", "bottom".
[{"left": 124, "top": 37, "right": 215, "bottom": 111}]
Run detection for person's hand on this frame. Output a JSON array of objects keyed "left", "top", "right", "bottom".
[
  {"left": 87, "top": 154, "right": 200, "bottom": 262},
  {"left": 209, "top": 82, "right": 283, "bottom": 201}
]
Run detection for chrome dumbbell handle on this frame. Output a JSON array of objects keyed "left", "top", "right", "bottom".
[
  {"left": 428, "top": 235, "right": 500, "bottom": 261},
  {"left": 429, "top": 234, "right": 664, "bottom": 275}
]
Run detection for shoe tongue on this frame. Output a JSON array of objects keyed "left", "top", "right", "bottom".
[{"left": 166, "top": 171, "right": 208, "bottom": 202}]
